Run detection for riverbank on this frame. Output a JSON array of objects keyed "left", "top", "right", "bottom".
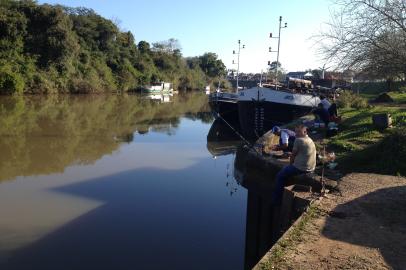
[
  {"left": 253, "top": 91, "right": 406, "bottom": 269},
  {"left": 322, "top": 92, "right": 406, "bottom": 176},
  {"left": 256, "top": 173, "right": 406, "bottom": 270}
]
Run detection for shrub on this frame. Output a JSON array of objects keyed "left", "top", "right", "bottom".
[
  {"left": 0, "top": 68, "right": 24, "bottom": 94},
  {"left": 29, "top": 73, "right": 57, "bottom": 94},
  {"left": 337, "top": 90, "right": 368, "bottom": 109}
]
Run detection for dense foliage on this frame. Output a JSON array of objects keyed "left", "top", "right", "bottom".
[{"left": 0, "top": 0, "right": 226, "bottom": 94}]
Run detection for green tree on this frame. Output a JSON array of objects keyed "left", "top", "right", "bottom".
[
  {"left": 198, "top": 52, "right": 226, "bottom": 78},
  {"left": 0, "top": 1, "right": 228, "bottom": 93}
]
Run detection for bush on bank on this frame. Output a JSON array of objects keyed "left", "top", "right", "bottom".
[
  {"left": 337, "top": 91, "right": 369, "bottom": 109},
  {"left": 0, "top": 0, "right": 226, "bottom": 94},
  {"left": 0, "top": 66, "right": 24, "bottom": 94}
]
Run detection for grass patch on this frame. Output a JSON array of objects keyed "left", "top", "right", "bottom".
[
  {"left": 322, "top": 105, "right": 406, "bottom": 176},
  {"left": 389, "top": 91, "right": 406, "bottom": 104},
  {"left": 358, "top": 89, "right": 406, "bottom": 104}
]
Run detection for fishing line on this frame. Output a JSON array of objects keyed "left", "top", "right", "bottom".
[{"left": 215, "top": 112, "right": 252, "bottom": 146}]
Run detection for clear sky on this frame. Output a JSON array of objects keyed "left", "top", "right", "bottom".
[{"left": 38, "top": 0, "right": 334, "bottom": 73}]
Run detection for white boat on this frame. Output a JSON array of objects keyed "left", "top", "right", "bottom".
[{"left": 142, "top": 82, "right": 173, "bottom": 93}]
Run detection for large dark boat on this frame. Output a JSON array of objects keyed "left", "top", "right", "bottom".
[
  {"left": 235, "top": 16, "right": 321, "bottom": 140},
  {"left": 238, "top": 84, "right": 320, "bottom": 139},
  {"left": 208, "top": 91, "right": 239, "bottom": 124}
]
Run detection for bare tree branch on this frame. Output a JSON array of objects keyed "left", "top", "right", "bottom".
[{"left": 317, "top": 0, "right": 406, "bottom": 80}]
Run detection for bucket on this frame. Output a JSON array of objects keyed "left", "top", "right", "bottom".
[{"left": 372, "top": 113, "right": 392, "bottom": 129}]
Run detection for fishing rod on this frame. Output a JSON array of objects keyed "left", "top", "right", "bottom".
[
  {"left": 215, "top": 112, "right": 263, "bottom": 155},
  {"left": 215, "top": 113, "right": 251, "bottom": 145}
]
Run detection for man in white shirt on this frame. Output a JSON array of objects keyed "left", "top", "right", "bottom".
[
  {"left": 271, "top": 126, "right": 296, "bottom": 153},
  {"left": 320, "top": 95, "right": 338, "bottom": 119},
  {"left": 320, "top": 95, "right": 331, "bottom": 110}
]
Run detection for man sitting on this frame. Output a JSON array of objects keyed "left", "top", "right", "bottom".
[
  {"left": 272, "top": 125, "right": 317, "bottom": 205},
  {"left": 271, "top": 126, "right": 296, "bottom": 153}
]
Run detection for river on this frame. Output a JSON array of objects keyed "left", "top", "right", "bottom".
[{"left": 0, "top": 92, "right": 276, "bottom": 270}]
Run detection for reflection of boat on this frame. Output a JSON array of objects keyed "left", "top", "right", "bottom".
[
  {"left": 205, "top": 85, "right": 211, "bottom": 95},
  {"left": 207, "top": 118, "right": 241, "bottom": 141},
  {"left": 238, "top": 85, "right": 320, "bottom": 139},
  {"left": 207, "top": 119, "right": 242, "bottom": 157},
  {"left": 208, "top": 91, "right": 239, "bottom": 124},
  {"left": 206, "top": 141, "right": 240, "bottom": 157},
  {"left": 143, "top": 93, "right": 173, "bottom": 103},
  {"left": 142, "top": 82, "right": 173, "bottom": 93}
]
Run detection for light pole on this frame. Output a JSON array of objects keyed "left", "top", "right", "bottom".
[
  {"left": 233, "top": 40, "right": 245, "bottom": 93},
  {"left": 269, "top": 16, "right": 287, "bottom": 89}
]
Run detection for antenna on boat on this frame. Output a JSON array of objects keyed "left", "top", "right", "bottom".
[
  {"left": 259, "top": 69, "right": 263, "bottom": 87},
  {"left": 269, "top": 16, "right": 287, "bottom": 90},
  {"left": 233, "top": 40, "right": 245, "bottom": 93}
]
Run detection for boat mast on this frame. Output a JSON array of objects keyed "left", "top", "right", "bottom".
[
  {"left": 259, "top": 69, "right": 263, "bottom": 87},
  {"left": 233, "top": 40, "right": 245, "bottom": 93},
  {"left": 269, "top": 16, "right": 287, "bottom": 90}
]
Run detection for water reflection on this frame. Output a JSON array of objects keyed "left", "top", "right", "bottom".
[
  {"left": 1, "top": 94, "right": 253, "bottom": 270},
  {"left": 0, "top": 101, "right": 300, "bottom": 270},
  {"left": 207, "top": 119, "right": 288, "bottom": 269},
  {"left": 0, "top": 93, "right": 211, "bottom": 182},
  {"left": 234, "top": 147, "right": 280, "bottom": 270},
  {"left": 142, "top": 92, "right": 174, "bottom": 103}
]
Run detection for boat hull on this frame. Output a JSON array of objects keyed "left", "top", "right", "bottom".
[
  {"left": 208, "top": 92, "right": 239, "bottom": 125},
  {"left": 238, "top": 87, "right": 320, "bottom": 139}
]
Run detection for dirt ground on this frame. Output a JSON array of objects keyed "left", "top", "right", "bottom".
[{"left": 265, "top": 173, "right": 406, "bottom": 270}]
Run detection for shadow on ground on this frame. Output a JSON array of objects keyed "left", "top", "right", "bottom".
[{"left": 322, "top": 186, "right": 406, "bottom": 269}]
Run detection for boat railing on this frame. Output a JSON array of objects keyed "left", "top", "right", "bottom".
[{"left": 260, "top": 82, "right": 338, "bottom": 97}]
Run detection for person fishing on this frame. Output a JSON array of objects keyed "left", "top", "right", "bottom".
[
  {"left": 320, "top": 95, "right": 339, "bottom": 120},
  {"left": 271, "top": 126, "right": 296, "bottom": 153},
  {"left": 272, "top": 125, "right": 317, "bottom": 205},
  {"left": 313, "top": 103, "right": 330, "bottom": 126}
]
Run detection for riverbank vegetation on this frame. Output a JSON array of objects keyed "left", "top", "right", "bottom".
[
  {"left": 0, "top": 0, "right": 227, "bottom": 94},
  {"left": 325, "top": 92, "right": 406, "bottom": 176},
  {"left": 0, "top": 92, "right": 211, "bottom": 181},
  {"left": 316, "top": 0, "right": 406, "bottom": 176}
]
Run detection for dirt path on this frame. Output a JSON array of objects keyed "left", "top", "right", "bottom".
[{"left": 260, "top": 173, "right": 406, "bottom": 270}]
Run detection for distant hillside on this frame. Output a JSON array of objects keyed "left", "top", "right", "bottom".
[{"left": 0, "top": 0, "right": 227, "bottom": 94}]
